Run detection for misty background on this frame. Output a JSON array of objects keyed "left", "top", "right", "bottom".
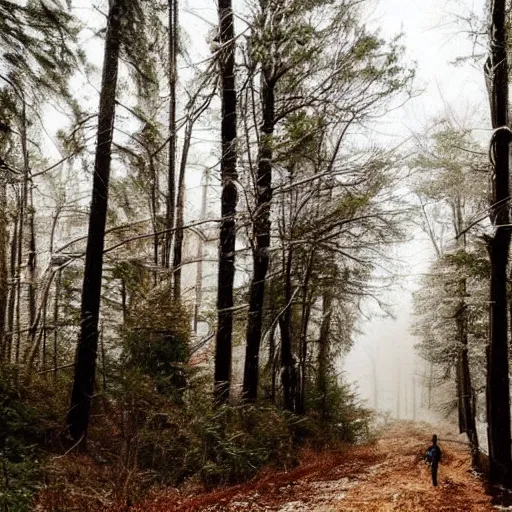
[{"left": 343, "top": 0, "right": 487, "bottom": 419}]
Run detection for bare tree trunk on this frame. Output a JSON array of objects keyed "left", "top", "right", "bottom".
[
  {"left": 214, "top": 0, "right": 237, "bottom": 405},
  {"left": 456, "top": 352, "right": 465, "bottom": 432},
  {"left": 67, "top": 0, "right": 123, "bottom": 444},
  {"left": 121, "top": 277, "right": 127, "bottom": 325},
  {"left": 0, "top": 181, "right": 8, "bottom": 358},
  {"left": 100, "top": 324, "right": 107, "bottom": 391},
  {"left": 268, "top": 323, "right": 277, "bottom": 403},
  {"left": 15, "top": 99, "right": 29, "bottom": 364},
  {"left": 453, "top": 200, "right": 477, "bottom": 450},
  {"left": 455, "top": 254, "right": 478, "bottom": 464},
  {"left": 297, "top": 292, "right": 312, "bottom": 415},
  {"left": 194, "top": 171, "right": 208, "bottom": 332},
  {"left": 172, "top": 119, "right": 192, "bottom": 300},
  {"left": 150, "top": 157, "right": 159, "bottom": 285},
  {"left": 15, "top": 195, "right": 23, "bottom": 364},
  {"left": 27, "top": 183, "right": 36, "bottom": 345},
  {"left": 163, "top": 0, "right": 178, "bottom": 270},
  {"left": 53, "top": 269, "right": 61, "bottom": 382},
  {"left": 280, "top": 248, "right": 296, "bottom": 412},
  {"left": 41, "top": 294, "right": 47, "bottom": 372},
  {"left": 296, "top": 249, "right": 315, "bottom": 414},
  {"left": 242, "top": 72, "right": 275, "bottom": 401},
  {"left": 484, "top": 0, "right": 512, "bottom": 485},
  {"left": 318, "top": 290, "right": 332, "bottom": 418},
  {"left": 5, "top": 207, "right": 18, "bottom": 362}
]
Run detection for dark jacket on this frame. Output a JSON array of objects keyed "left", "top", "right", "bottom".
[{"left": 426, "top": 445, "right": 442, "bottom": 464}]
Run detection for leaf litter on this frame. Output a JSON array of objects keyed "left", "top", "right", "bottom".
[{"left": 127, "top": 421, "right": 497, "bottom": 511}]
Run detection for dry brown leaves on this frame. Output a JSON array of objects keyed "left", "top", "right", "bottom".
[{"left": 36, "top": 421, "right": 495, "bottom": 511}]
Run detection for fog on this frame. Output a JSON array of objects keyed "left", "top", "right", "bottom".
[
  {"left": 342, "top": 233, "right": 434, "bottom": 421},
  {"left": 342, "top": 0, "right": 487, "bottom": 424}
]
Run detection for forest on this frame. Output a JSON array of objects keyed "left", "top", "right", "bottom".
[{"left": 0, "top": 0, "right": 511, "bottom": 510}]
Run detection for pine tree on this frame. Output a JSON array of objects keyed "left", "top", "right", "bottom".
[{"left": 0, "top": 0, "right": 81, "bottom": 361}]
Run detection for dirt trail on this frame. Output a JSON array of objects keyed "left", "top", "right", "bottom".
[{"left": 137, "top": 421, "right": 495, "bottom": 511}]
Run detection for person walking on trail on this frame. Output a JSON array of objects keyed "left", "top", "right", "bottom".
[{"left": 425, "top": 434, "right": 442, "bottom": 487}]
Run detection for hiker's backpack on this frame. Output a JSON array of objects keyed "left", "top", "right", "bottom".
[{"left": 426, "top": 447, "right": 436, "bottom": 463}]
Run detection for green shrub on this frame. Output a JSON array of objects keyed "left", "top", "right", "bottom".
[
  {"left": 304, "top": 372, "right": 373, "bottom": 446},
  {"left": 0, "top": 365, "right": 68, "bottom": 512},
  {"left": 121, "top": 286, "right": 190, "bottom": 400},
  {"left": 195, "top": 404, "right": 298, "bottom": 487}
]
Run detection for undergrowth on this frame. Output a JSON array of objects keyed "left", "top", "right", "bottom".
[{"left": 0, "top": 347, "right": 371, "bottom": 511}]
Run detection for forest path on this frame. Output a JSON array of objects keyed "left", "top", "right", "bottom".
[{"left": 138, "top": 421, "right": 495, "bottom": 511}]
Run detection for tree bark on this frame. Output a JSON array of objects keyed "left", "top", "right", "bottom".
[
  {"left": 242, "top": 72, "right": 275, "bottom": 401},
  {"left": 194, "top": 171, "right": 208, "bottom": 332},
  {"left": 268, "top": 322, "right": 277, "bottom": 403},
  {"left": 318, "top": 290, "right": 332, "bottom": 418},
  {"left": 487, "top": 236, "right": 511, "bottom": 480},
  {"left": 15, "top": 195, "right": 23, "bottom": 363},
  {"left": 0, "top": 181, "right": 8, "bottom": 358},
  {"left": 456, "top": 351, "right": 465, "bottom": 433},
  {"left": 296, "top": 249, "right": 315, "bottom": 415},
  {"left": 163, "top": 0, "right": 178, "bottom": 270},
  {"left": 455, "top": 215, "right": 479, "bottom": 465},
  {"left": 172, "top": 117, "right": 192, "bottom": 300},
  {"left": 214, "top": 0, "right": 237, "bottom": 405},
  {"left": 27, "top": 183, "right": 36, "bottom": 344},
  {"left": 15, "top": 99, "right": 29, "bottom": 364},
  {"left": 484, "top": 0, "right": 512, "bottom": 485},
  {"left": 280, "top": 248, "right": 296, "bottom": 412},
  {"left": 5, "top": 207, "right": 18, "bottom": 362},
  {"left": 53, "top": 268, "right": 61, "bottom": 382},
  {"left": 67, "top": 0, "right": 123, "bottom": 444},
  {"left": 149, "top": 155, "right": 159, "bottom": 284}
]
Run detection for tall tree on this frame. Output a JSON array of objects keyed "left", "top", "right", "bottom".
[
  {"left": 241, "top": 0, "right": 413, "bottom": 402},
  {"left": 67, "top": 0, "right": 125, "bottom": 443},
  {"left": 242, "top": 44, "right": 275, "bottom": 400},
  {"left": 214, "top": 0, "right": 238, "bottom": 405},
  {"left": 484, "top": 0, "right": 512, "bottom": 484},
  {"left": 0, "top": 0, "right": 80, "bottom": 360},
  {"left": 163, "top": 0, "right": 178, "bottom": 270},
  {"left": 411, "top": 120, "right": 484, "bottom": 465},
  {"left": 172, "top": 69, "right": 217, "bottom": 299}
]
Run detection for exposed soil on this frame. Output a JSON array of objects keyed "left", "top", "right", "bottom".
[{"left": 130, "top": 421, "right": 494, "bottom": 511}]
